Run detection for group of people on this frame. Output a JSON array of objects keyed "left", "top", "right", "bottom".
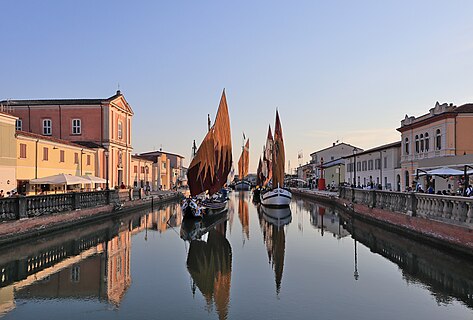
[
  {"left": 0, "top": 190, "right": 19, "bottom": 198},
  {"left": 415, "top": 182, "right": 473, "bottom": 197}
]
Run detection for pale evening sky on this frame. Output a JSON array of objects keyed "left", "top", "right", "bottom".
[{"left": 1, "top": 1, "right": 473, "bottom": 172}]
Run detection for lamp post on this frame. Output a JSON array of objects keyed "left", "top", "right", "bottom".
[
  {"left": 104, "top": 150, "right": 109, "bottom": 190},
  {"left": 353, "top": 147, "right": 358, "bottom": 187},
  {"left": 379, "top": 150, "right": 386, "bottom": 190}
]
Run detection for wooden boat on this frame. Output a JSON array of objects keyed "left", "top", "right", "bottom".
[
  {"left": 182, "top": 90, "right": 232, "bottom": 218},
  {"left": 253, "top": 157, "right": 264, "bottom": 202},
  {"left": 235, "top": 138, "right": 250, "bottom": 191},
  {"left": 260, "top": 110, "right": 292, "bottom": 207}
]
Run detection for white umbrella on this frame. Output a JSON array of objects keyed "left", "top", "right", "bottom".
[
  {"left": 81, "top": 175, "right": 107, "bottom": 184},
  {"left": 30, "top": 173, "right": 90, "bottom": 185},
  {"left": 420, "top": 167, "right": 464, "bottom": 178}
]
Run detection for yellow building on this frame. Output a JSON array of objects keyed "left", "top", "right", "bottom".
[
  {"left": 16, "top": 131, "right": 96, "bottom": 195},
  {"left": 131, "top": 155, "right": 153, "bottom": 189},
  {"left": 0, "top": 112, "right": 17, "bottom": 194}
]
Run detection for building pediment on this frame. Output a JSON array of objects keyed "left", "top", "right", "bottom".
[{"left": 108, "top": 92, "right": 134, "bottom": 115}]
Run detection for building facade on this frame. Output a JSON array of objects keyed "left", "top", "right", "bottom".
[
  {"left": 137, "top": 150, "right": 185, "bottom": 190},
  {"left": 397, "top": 102, "right": 473, "bottom": 191},
  {"left": 1, "top": 91, "right": 133, "bottom": 189},
  {"left": 0, "top": 112, "right": 17, "bottom": 194},
  {"left": 344, "top": 141, "right": 401, "bottom": 191}
]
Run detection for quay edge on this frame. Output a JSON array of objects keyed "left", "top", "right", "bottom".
[
  {"left": 291, "top": 188, "right": 473, "bottom": 260},
  {"left": 0, "top": 192, "right": 183, "bottom": 248}
]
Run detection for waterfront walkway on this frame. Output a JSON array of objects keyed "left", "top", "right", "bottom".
[
  {"left": 292, "top": 188, "right": 473, "bottom": 257},
  {"left": 0, "top": 190, "right": 180, "bottom": 246}
]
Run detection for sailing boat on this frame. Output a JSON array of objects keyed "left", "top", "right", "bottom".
[
  {"left": 260, "top": 110, "right": 292, "bottom": 207},
  {"left": 235, "top": 137, "right": 251, "bottom": 191},
  {"left": 182, "top": 90, "right": 232, "bottom": 218}
]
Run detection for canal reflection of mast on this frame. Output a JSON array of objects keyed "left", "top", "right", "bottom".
[
  {"left": 238, "top": 192, "right": 250, "bottom": 241},
  {"left": 185, "top": 220, "right": 232, "bottom": 320},
  {"left": 258, "top": 206, "right": 292, "bottom": 295}
]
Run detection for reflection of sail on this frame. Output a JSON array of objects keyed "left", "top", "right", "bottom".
[
  {"left": 187, "top": 91, "right": 232, "bottom": 196},
  {"left": 258, "top": 206, "right": 291, "bottom": 294},
  {"left": 186, "top": 221, "right": 232, "bottom": 320},
  {"left": 238, "top": 193, "right": 250, "bottom": 239}
]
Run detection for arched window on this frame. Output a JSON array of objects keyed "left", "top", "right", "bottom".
[
  {"left": 425, "top": 133, "right": 429, "bottom": 151},
  {"left": 436, "top": 129, "right": 441, "bottom": 150},
  {"left": 420, "top": 134, "right": 424, "bottom": 152},
  {"left": 415, "top": 135, "right": 419, "bottom": 153},
  {"left": 405, "top": 137, "right": 409, "bottom": 155},
  {"left": 405, "top": 171, "right": 410, "bottom": 188}
]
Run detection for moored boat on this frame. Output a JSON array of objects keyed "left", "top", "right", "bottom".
[
  {"left": 182, "top": 90, "right": 233, "bottom": 218},
  {"left": 260, "top": 110, "right": 292, "bottom": 207}
]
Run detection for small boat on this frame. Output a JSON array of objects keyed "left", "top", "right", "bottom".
[
  {"left": 235, "top": 137, "right": 250, "bottom": 191},
  {"left": 260, "top": 110, "right": 292, "bottom": 207},
  {"left": 182, "top": 90, "right": 232, "bottom": 218}
]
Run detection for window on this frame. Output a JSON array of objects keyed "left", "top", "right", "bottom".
[
  {"left": 134, "top": 165, "right": 137, "bottom": 173},
  {"left": 162, "top": 162, "right": 166, "bottom": 170},
  {"left": 43, "top": 119, "right": 52, "bottom": 135},
  {"left": 384, "top": 156, "right": 388, "bottom": 169},
  {"left": 71, "top": 265, "right": 80, "bottom": 283},
  {"left": 420, "top": 134, "right": 424, "bottom": 152},
  {"left": 20, "top": 143, "right": 27, "bottom": 158},
  {"left": 357, "top": 162, "right": 361, "bottom": 171},
  {"left": 141, "top": 167, "right": 145, "bottom": 173},
  {"left": 405, "top": 138, "right": 409, "bottom": 155},
  {"left": 60, "top": 150, "right": 65, "bottom": 162},
  {"left": 362, "top": 161, "right": 367, "bottom": 171},
  {"left": 368, "top": 160, "right": 373, "bottom": 170},
  {"left": 86, "top": 155, "right": 91, "bottom": 165},
  {"left": 415, "top": 135, "right": 419, "bottom": 153},
  {"left": 375, "top": 159, "right": 380, "bottom": 170},
  {"left": 330, "top": 156, "right": 334, "bottom": 160},
  {"left": 15, "top": 119, "right": 22, "bottom": 131},
  {"left": 74, "top": 152, "right": 79, "bottom": 164},
  {"left": 43, "top": 147, "right": 48, "bottom": 161},
  {"left": 118, "top": 121, "right": 123, "bottom": 139},
  {"left": 436, "top": 129, "right": 441, "bottom": 150},
  {"left": 72, "top": 119, "right": 81, "bottom": 135},
  {"left": 425, "top": 133, "right": 430, "bottom": 151},
  {"left": 43, "top": 119, "right": 52, "bottom": 136}
]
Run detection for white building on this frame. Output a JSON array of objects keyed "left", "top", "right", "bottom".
[
  {"left": 344, "top": 141, "right": 401, "bottom": 191},
  {"left": 309, "top": 142, "right": 362, "bottom": 180}
]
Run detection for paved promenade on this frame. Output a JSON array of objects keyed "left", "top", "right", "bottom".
[
  {"left": 0, "top": 191, "right": 181, "bottom": 246},
  {"left": 292, "top": 188, "right": 473, "bottom": 257}
]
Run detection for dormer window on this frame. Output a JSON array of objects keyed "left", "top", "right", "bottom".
[
  {"left": 15, "top": 119, "right": 22, "bottom": 131},
  {"left": 72, "top": 119, "right": 81, "bottom": 135},
  {"left": 43, "top": 119, "right": 52, "bottom": 135}
]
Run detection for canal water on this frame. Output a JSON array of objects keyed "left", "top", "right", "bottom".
[{"left": 1, "top": 191, "right": 472, "bottom": 320}]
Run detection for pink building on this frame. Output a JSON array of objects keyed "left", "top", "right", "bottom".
[{"left": 1, "top": 91, "right": 134, "bottom": 188}]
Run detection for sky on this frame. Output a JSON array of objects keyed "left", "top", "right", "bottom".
[{"left": 1, "top": 1, "right": 473, "bottom": 173}]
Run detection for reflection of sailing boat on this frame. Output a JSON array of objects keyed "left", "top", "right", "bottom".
[
  {"left": 258, "top": 205, "right": 291, "bottom": 294},
  {"left": 238, "top": 192, "right": 250, "bottom": 240},
  {"left": 186, "top": 221, "right": 232, "bottom": 320}
]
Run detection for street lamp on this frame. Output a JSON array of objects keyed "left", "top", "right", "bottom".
[
  {"left": 379, "top": 150, "right": 386, "bottom": 190},
  {"left": 104, "top": 150, "right": 110, "bottom": 190},
  {"left": 353, "top": 147, "right": 358, "bottom": 187}
]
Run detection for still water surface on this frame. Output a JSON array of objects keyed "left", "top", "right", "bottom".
[{"left": 1, "top": 191, "right": 473, "bottom": 319}]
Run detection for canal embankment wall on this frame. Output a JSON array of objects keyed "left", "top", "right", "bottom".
[
  {"left": 0, "top": 190, "right": 182, "bottom": 246},
  {"left": 291, "top": 188, "right": 473, "bottom": 259}
]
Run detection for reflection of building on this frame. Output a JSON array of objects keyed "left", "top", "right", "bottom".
[
  {"left": 0, "top": 217, "right": 134, "bottom": 314},
  {"left": 307, "top": 203, "right": 350, "bottom": 238},
  {"left": 186, "top": 221, "right": 231, "bottom": 320}
]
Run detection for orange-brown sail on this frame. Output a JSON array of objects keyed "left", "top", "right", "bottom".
[
  {"left": 238, "top": 139, "right": 249, "bottom": 180},
  {"left": 272, "top": 111, "right": 285, "bottom": 188},
  {"left": 262, "top": 125, "right": 273, "bottom": 186},
  {"left": 187, "top": 90, "right": 232, "bottom": 196},
  {"left": 256, "top": 157, "right": 263, "bottom": 186}
]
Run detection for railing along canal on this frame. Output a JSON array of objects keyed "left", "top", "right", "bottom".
[{"left": 339, "top": 187, "right": 473, "bottom": 224}]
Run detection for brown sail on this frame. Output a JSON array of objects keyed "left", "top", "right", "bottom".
[
  {"left": 272, "top": 110, "right": 285, "bottom": 188},
  {"left": 237, "top": 139, "right": 249, "bottom": 180},
  {"left": 262, "top": 125, "right": 273, "bottom": 187},
  {"left": 256, "top": 157, "right": 263, "bottom": 186},
  {"left": 187, "top": 90, "right": 232, "bottom": 196}
]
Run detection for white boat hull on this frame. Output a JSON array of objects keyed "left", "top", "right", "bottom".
[
  {"left": 235, "top": 181, "right": 251, "bottom": 191},
  {"left": 260, "top": 187, "right": 292, "bottom": 207}
]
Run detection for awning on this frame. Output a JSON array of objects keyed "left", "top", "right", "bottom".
[
  {"left": 81, "top": 175, "right": 107, "bottom": 184},
  {"left": 418, "top": 167, "right": 464, "bottom": 178},
  {"left": 29, "top": 174, "right": 90, "bottom": 185}
]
